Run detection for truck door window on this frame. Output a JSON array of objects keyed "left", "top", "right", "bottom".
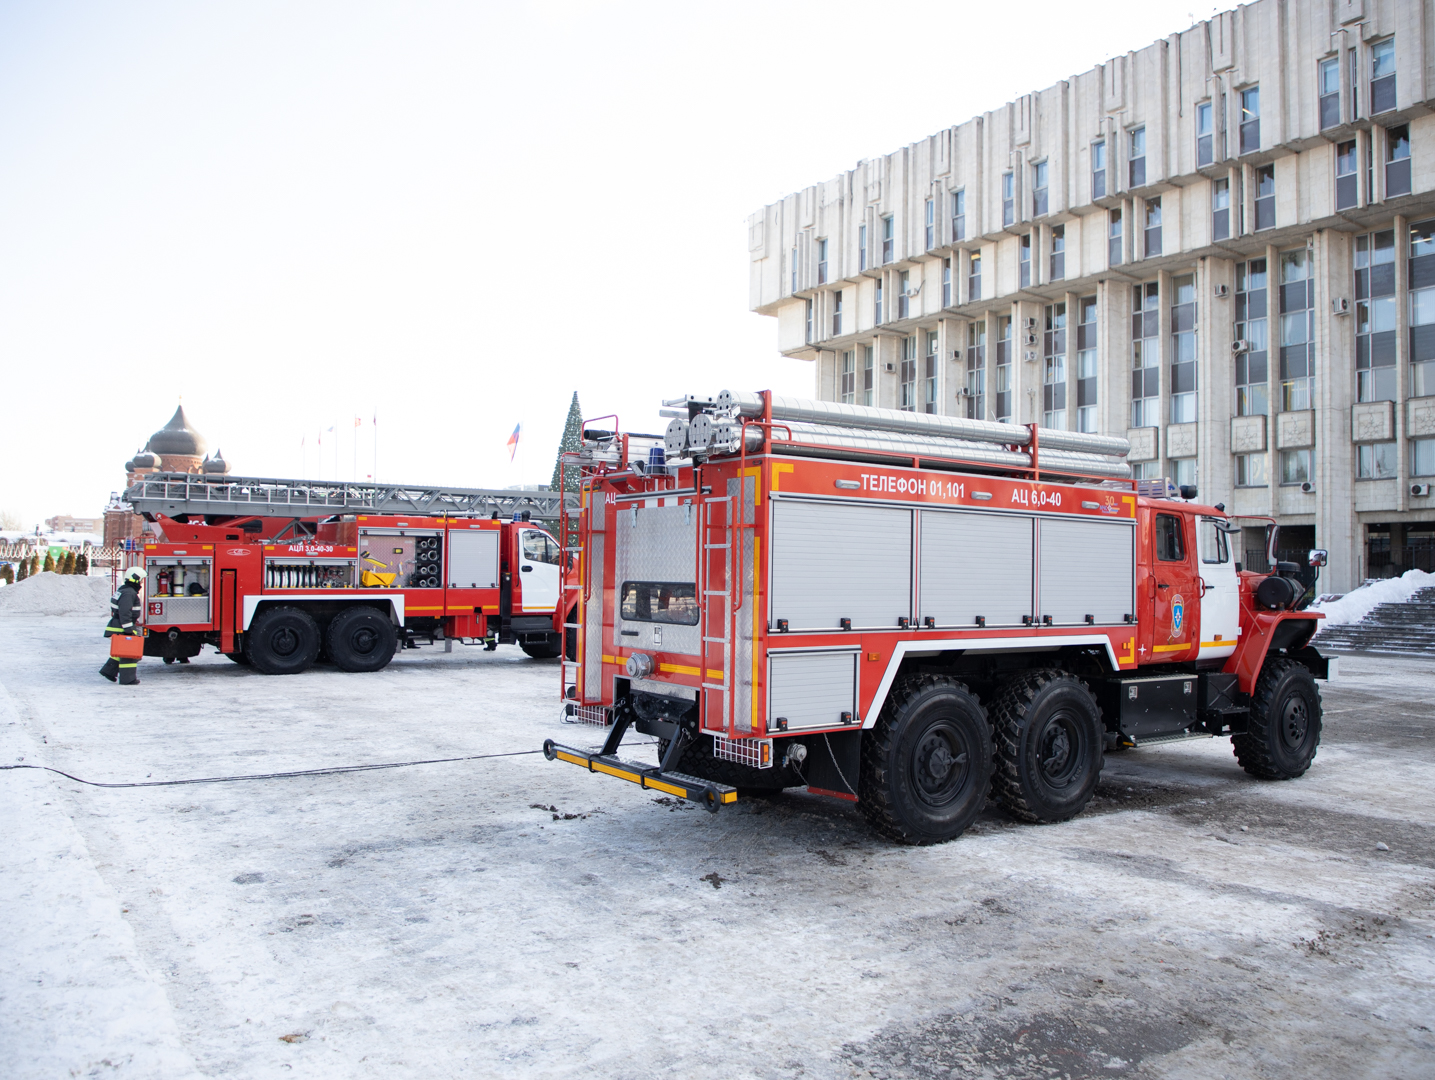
[
  {"left": 620, "top": 581, "right": 699, "bottom": 625},
  {"left": 1155, "top": 514, "right": 1186, "bottom": 562},
  {"left": 521, "top": 530, "right": 560, "bottom": 565},
  {"left": 1198, "top": 518, "right": 1230, "bottom": 564}
]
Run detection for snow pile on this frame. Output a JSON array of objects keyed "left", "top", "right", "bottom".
[
  {"left": 0, "top": 573, "right": 112, "bottom": 617},
  {"left": 1311, "top": 568, "right": 1435, "bottom": 628}
]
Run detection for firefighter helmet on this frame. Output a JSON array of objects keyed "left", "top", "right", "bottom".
[{"left": 123, "top": 567, "right": 145, "bottom": 585}]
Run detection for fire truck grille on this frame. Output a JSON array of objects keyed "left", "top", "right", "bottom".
[{"left": 712, "top": 735, "right": 773, "bottom": 769}]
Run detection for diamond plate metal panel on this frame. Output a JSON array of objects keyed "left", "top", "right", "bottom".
[{"left": 613, "top": 504, "right": 699, "bottom": 655}]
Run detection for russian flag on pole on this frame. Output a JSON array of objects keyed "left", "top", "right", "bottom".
[{"left": 507, "top": 423, "right": 521, "bottom": 462}]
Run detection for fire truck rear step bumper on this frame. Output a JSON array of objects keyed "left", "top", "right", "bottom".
[{"left": 542, "top": 740, "right": 737, "bottom": 812}]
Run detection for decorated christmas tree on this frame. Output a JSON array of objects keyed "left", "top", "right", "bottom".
[{"left": 549, "top": 392, "right": 583, "bottom": 494}]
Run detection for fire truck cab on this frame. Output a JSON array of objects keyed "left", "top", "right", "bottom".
[{"left": 545, "top": 391, "right": 1330, "bottom": 845}]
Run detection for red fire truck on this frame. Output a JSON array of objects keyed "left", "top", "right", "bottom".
[
  {"left": 544, "top": 391, "right": 1331, "bottom": 844},
  {"left": 122, "top": 474, "right": 570, "bottom": 674}
]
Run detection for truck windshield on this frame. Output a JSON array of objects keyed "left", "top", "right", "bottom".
[{"left": 620, "top": 581, "right": 699, "bottom": 625}]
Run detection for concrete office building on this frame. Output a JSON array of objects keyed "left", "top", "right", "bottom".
[{"left": 747, "top": 0, "right": 1435, "bottom": 592}]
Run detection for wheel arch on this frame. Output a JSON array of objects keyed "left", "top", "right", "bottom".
[{"left": 242, "top": 594, "right": 403, "bottom": 631}]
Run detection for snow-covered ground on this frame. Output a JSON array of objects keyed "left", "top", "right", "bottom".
[
  {"left": 1310, "top": 568, "right": 1435, "bottom": 627},
  {"left": 2, "top": 619, "right": 1433, "bottom": 1079},
  {"left": 0, "top": 572, "right": 112, "bottom": 615}
]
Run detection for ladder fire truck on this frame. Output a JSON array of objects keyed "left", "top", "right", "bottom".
[
  {"left": 121, "top": 474, "right": 573, "bottom": 674},
  {"left": 543, "top": 391, "right": 1331, "bottom": 844}
]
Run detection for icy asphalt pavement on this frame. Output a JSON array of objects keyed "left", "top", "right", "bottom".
[{"left": 1, "top": 617, "right": 1433, "bottom": 1080}]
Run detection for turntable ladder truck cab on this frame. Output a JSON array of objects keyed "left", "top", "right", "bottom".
[
  {"left": 122, "top": 473, "right": 573, "bottom": 674},
  {"left": 544, "top": 390, "right": 1331, "bottom": 844}
]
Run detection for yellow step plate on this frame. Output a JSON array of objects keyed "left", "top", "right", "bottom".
[{"left": 543, "top": 741, "right": 737, "bottom": 812}]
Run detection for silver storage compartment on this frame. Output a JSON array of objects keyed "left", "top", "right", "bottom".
[
  {"left": 447, "top": 529, "right": 499, "bottom": 588},
  {"left": 769, "top": 499, "right": 912, "bottom": 631},
  {"left": 147, "top": 596, "right": 211, "bottom": 624},
  {"left": 918, "top": 510, "right": 1034, "bottom": 627},
  {"left": 768, "top": 649, "right": 859, "bottom": 732},
  {"left": 1037, "top": 517, "right": 1135, "bottom": 625},
  {"left": 613, "top": 503, "right": 699, "bottom": 656}
]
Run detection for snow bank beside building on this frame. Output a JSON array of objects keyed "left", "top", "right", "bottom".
[
  {"left": 0, "top": 573, "right": 111, "bottom": 616},
  {"left": 1311, "top": 569, "right": 1435, "bottom": 628}
]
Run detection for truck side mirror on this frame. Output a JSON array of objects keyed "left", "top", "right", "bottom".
[{"left": 1308, "top": 548, "right": 1328, "bottom": 567}]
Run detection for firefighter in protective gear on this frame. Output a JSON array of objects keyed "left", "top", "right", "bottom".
[{"left": 100, "top": 567, "right": 145, "bottom": 684}]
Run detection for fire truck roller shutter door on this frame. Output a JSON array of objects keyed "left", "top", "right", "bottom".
[
  {"left": 1037, "top": 517, "right": 1136, "bottom": 626},
  {"left": 613, "top": 504, "right": 699, "bottom": 656},
  {"left": 447, "top": 529, "right": 499, "bottom": 589},
  {"left": 768, "top": 649, "right": 859, "bottom": 732},
  {"left": 770, "top": 500, "right": 912, "bottom": 632},
  {"left": 918, "top": 510, "right": 1034, "bottom": 627}
]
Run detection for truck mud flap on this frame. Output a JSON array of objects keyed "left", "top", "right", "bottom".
[{"left": 542, "top": 740, "right": 737, "bottom": 812}]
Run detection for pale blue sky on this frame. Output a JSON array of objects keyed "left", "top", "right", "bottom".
[{"left": 0, "top": 0, "right": 1210, "bottom": 526}]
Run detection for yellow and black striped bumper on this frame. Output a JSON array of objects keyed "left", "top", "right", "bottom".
[{"left": 542, "top": 740, "right": 737, "bottom": 812}]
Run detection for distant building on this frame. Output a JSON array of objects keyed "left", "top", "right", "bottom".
[
  {"left": 747, "top": 0, "right": 1433, "bottom": 591},
  {"left": 105, "top": 406, "right": 233, "bottom": 548},
  {"left": 45, "top": 515, "right": 102, "bottom": 534}
]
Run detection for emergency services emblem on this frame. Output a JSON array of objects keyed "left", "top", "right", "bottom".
[{"left": 1170, "top": 594, "right": 1185, "bottom": 638}]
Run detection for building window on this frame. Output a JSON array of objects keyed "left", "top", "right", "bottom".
[
  {"left": 995, "top": 316, "right": 1012, "bottom": 422},
  {"left": 1076, "top": 296, "right": 1098, "bottom": 433},
  {"left": 1108, "top": 209, "right": 1123, "bottom": 267},
  {"left": 832, "top": 289, "right": 844, "bottom": 338},
  {"left": 1144, "top": 197, "right": 1162, "bottom": 257},
  {"left": 1212, "top": 177, "right": 1231, "bottom": 241},
  {"left": 1050, "top": 225, "right": 1065, "bottom": 281},
  {"left": 1413, "top": 437, "right": 1435, "bottom": 476},
  {"left": 968, "top": 250, "right": 982, "bottom": 302},
  {"left": 966, "top": 322, "right": 986, "bottom": 420},
  {"left": 1172, "top": 459, "right": 1196, "bottom": 489},
  {"left": 1002, "top": 172, "right": 1014, "bottom": 226},
  {"left": 817, "top": 238, "right": 828, "bottom": 284},
  {"left": 1280, "top": 448, "right": 1312, "bottom": 485},
  {"left": 1032, "top": 161, "right": 1048, "bottom": 217},
  {"left": 1410, "top": 219, "right": 1435, "bottom": 397},
  {"left": 791, "top": 246, "right": 798, "bottom": 293},
  {"left": 1043, "top": 302, "right": 1067, "bottom": 429},
  {"left": 1279, "top": 249, "right": 1313, "bottom": 411},
  {"left": 900, "top": 336, "right": 918, "bottom": 411},
  {"left": 859, "top": 224, "right": 868, "bottom": 272},
  {"left": 1240, "top": 86, "right": 1260, "bottom": 154},
  {"left": 898, "top": 270, "right": 910, "bottom": 320},
  {"left": 1196, "top": 102, "right": 1214, "bottom": 166},
  {"left": 924, "top": 332, "right": 940, "bottom": 414},
  {"left": 1092, "top": 141, "right": 1106, "bottom": 199},
  {"left": 951, "top": 191, "right": 966, "bottom": 242},
  {"left": 925, "top": 198, "right": 935, "bottom": 250},
  {"left": 1170, "top": 274, "right": 1197, "bottom": 424},
  {"left": 1254, "top": 165, "right": 1276, "bottom": 230},
  {"left": 840, "top": 350, "right": 855, "bottom": 404},
  {"left": 1131, "top": 282, "right": 1160, "bottom": 428},
  {"left": 942, "top": 258, "right": 952, "bottom": 307},
  {"left": 1019, "top": 233, "right": 1032, "bottom": 288},
  {"left": 805, "top": 299, "right": 813, "bottom": 344},
  {"left": 1336, "top": 140, "right": 1359, "bottom": 210},
  {"left": 1236, "top": 258, "right": 1270, "bottom": 417},
  {"left": 1129, "top": 127, "right": 1146, "bottom": 188},
  {"left": 862, "top": 345, "right": 875, "bottom": 406},
  {"left": 1371, "top": 39, "right": 1396, "bottom": 115},
  {"left": 1355, "top": 230, "right": 1396, "bottom": 403},
  {"left": 874, "top": 278, "right": 883, "bottom": 325},
  {"left": 1386, "top": 125, "right": 1411, "bottom": 198},
  {"left": 1130, "top": 462, "right": 1159, "bottom": 481},
  {"left": 1319, "top": 57, "right": 1341, "bottom": 129},
  {"left": 881, "top": 215, "right": 894, "bottom": 263},
  {"left": 1236, "top": 453, "right": 1269, "bottom": 487},
  {"left": 1357, "top": 442, "right": 1398, "bottom": 479}
]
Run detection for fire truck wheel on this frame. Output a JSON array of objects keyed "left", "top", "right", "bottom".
[
  {"left": 564, "top": 607, "right": 578, "bottom": 662},
  {"left": 1232, "top": 657, "right": 1322, "bottom": 780},
  {"left": 327, "top": 607, "right": 398, "bottom": 673},
  {"left": 990, "top": 670, "right": 1103, "bottom": 824},
  {"left": 520, "top": 635, "right": 563, "bottom": 659},
  {"left": 246, "top": 606, "right": 321, "bottom": 676},
  {"left": 858, "top": 674, "right": 992, "bottom": 845},
  {"left": 224, "top": 651, "right": 251, "bottom": 665}
]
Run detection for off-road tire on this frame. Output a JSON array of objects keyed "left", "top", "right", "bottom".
[
  {"left": 224, "top": 651, "right": 251, "bottom": 665},
  {"left": 520, "top": 634, "right": 563, "bottom": 659},
  {"left": 246, "top": 606, "right": 321, "bottom": 676},
  {"left": 858, "top": 674, "right": 992, "bottom": 845},
  {"left": 661, "top": 734, "right": 799, "bottom": 793},
  {"left": 327, "top": 606, "right": 398, "bottom": 673},
  {"left": 990, "top": 670, "right": 1104, "bottom": 824},
  {"left": 1232, "top": 657, "right": 1321, "bottom": 779}
]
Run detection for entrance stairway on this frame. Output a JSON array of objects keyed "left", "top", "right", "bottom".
[{"left": 1314, "top": 585, "right": 1435, "bottom": 656}]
